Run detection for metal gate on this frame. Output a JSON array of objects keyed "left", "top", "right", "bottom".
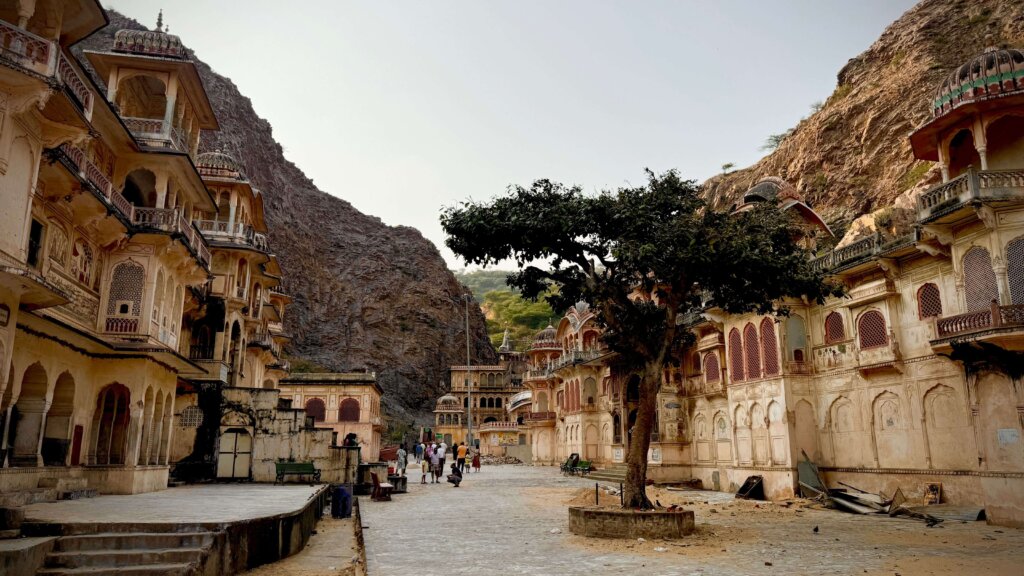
[{"left": 216, "top": 428, "right": 252, "bottom": 479}]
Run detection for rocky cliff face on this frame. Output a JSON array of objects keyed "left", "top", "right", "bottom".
[
  {"left": 703, "top": 0, "right": 1024, "bottom": 242},
  {"left": 78, "top": 13, "right": 496, "bottom": 422}
]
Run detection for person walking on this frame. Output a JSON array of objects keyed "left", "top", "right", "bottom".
[
  {"left": 429, "top": 447, "right": 441, "bottom": 483},
  {"left": 438, "top": 441, "right": 448, "bottom": 472},
  {"left": 414, "top": 442, "right": 423, "bottom": 463},
  {"left": 447, "top": 462, "right": 463, "bottom": 487},
  {"left": 456, "top": 442, "right": 467, "bottom": 472},
  {"left": 420, "top": 455, "right": 430, "bottom": 484},
  {"left": 471, "top": 447, "right": 481, "bottom": 473},
  {"left": 396, "top": 445, "right": 407, "bottom": 477}
]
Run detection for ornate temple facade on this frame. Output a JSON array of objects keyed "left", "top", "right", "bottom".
[
  {"left": 0, "top": 3, "right": 357, "bottom": 496},
  {"left": 512, "top": 47, "right": 1024, "bottom": 527}
]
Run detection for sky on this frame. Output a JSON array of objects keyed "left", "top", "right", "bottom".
[{"left": 108, "top": 0, "right": 918, "bottom": 269}]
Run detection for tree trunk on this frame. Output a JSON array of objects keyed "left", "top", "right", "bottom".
[{"left": 622, "top": 362, "right": 662, "bottom": 509}]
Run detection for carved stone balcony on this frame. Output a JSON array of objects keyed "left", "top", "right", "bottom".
[
  {"left": 931, "top": 302, "right": 1024, "bottom": 352},
  {"left": 0, "top": 21, "right": 93, "bottom": 120},
  {"left": 193, "top": 220, "right": 271, "bottom": 253},
  {"left": 918, "top": 168, "right": 1024, "bottom": 224},
  {"left": 522, "top": 411, "right": 556, "bottom": 425},
  {"left": 478, "top": 421, "right": 520, "bottom": 433},
  {"left": 53, "top": 144, "right": 133, "bottom": 223},
  {"left": 123, "top": 117, "right": 192, "bottom": 154},
  {"left": 132, "top": 208, "right": 211, "bottom": 269},
  {"left": 696, "top": 332, "right": 724, "bottom": 352}
]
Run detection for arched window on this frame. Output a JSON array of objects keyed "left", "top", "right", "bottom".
[
  {"left": 496, "top": 397, "right": 503, "bottom": 409},
  {"left": 1007, "top": 237, "right": 1024, "bottom": 305},
  {"left": 339, "top": 398, "right": 360, "bottom": 422},
  {"left": 962, "top": 247, "right": 999, "bottom": 312},
  {"left": 824, "top": 311, "right": 845, "bottom": 344},
  {"left": 106, "top": 260, "right": 145, "bottom": 333},
  {"left": 305, "top": 398, "right": 326, "bottom": 422},
  {"left": 743, "top": 323, "right": 761, "bottom": 380},
  {"left": 857, "top": 310, "right": 888, "bottom": 349},
  {"left": 760, "top": 318, "right": 779, "bottom": 376},
  {"left": 487, "top": 373, "right": 495, "bottom": 387},
  {"left": 728, "top": 328, "right": 744, "bottom": 382},
  {"left": 703, "top": 352, "right": 721, "bottom": 384},
  {"left": 917, "top": 283, "right": 943, "bottom": 319},
  {"left": 786, "top": 314, "right": 807, "bottom": 362}
]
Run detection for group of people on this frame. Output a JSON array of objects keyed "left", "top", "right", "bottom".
[{"left": 400, "top": 440, "right": 481, "bottom": 487}]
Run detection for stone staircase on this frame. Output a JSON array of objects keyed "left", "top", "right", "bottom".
[
  {"left": 36, "top": 529, "right": 217, "bottom": 576},
  {"left": 587, "top": 463, "right": 628, "bottom": 484},
  {"left": 0, "top": 477, "right": 97, "bottom": 508}
]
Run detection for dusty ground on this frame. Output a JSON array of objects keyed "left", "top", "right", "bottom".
[
  {"left": 354, "top": 465, "right": 1024, "bottom": 575},
  {"left": 240, "top": 516, "right": 361, "bottom": 576}
]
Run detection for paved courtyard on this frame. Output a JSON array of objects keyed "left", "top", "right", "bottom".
[
  {"left": 359, "top": 464, "right": 1024, "bottom": 576},
  {"left": 23, "top": 483, "right": 323, "bottom": 524}
]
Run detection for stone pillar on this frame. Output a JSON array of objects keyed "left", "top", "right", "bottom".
[
  {"left": 16, "top": 0, "right": 37, "bottom": 28},
  {"left": 228, "top": 193, "right": 237, "bottom": 228},
  {"left": 162, "top": 74, "right": 179, "bottom": 137},
  {"left": 162, "top": 403, "right": 174, "bottom": 464},
  {"left": 937, "top": 141, "right": 950, "bottom": 183},
  {"left": 973, "top": 116, "right": 988, "bottom": 171},
  {"left": 125, "top": 401, "right": 145, "bottom": 468},
  {"left": 993, "top": 256, "right": 1011, "bottom": 306},
  {"left": 33, "top": 401, "right": 51, "bottom": 467},
  {"left": 155, "top": 171, "right": 169, "bottom": 209}
]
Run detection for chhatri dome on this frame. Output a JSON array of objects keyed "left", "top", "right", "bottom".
[
  {"left": 196, "top": 150, "right": 246, "bottom": 180},
  {"left": 112, "top": 11, "right": 186, "bottom": 60},
  {"left": 531, "top": 324, "right": 559, "bottom": 350},
  {"left": 933, "top": 47, "right": 1024, "bottom": 118},
  {"left": 435, "top": 394, "right": 460, "bottom": 411}
]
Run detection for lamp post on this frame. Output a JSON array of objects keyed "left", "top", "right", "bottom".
[{"left": 464, "top": 293, "right": 474, "bottom": 449}]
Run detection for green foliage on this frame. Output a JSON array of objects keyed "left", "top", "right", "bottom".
[
  {"left": 286, "top": 355, "right": 329, "bottom": 373},
  {"left": 832, "top": 84, "right": 853, "bottom": 101},
  {"left": 810, "top": 101, "right": 824, "bottom": 113},
  {"left": 441, "top": 169, "right": 841, "bottom": 507},
  {"left": 899, "top": 162, "right": 930, "bottom": 191},
  {"left": 721, "top": 162, "right": 735, "bottom": 174},
  {"left": 481, "top": 289, "right": 555, "bottom": 350},
  {"left": 454, "top": 269, "right": 513, "bottom": 302},
  {"left": 761, "top": 130, "right": 793, "bottom": 151},
  {"left": 874, "top": 207, "right": 894, "bottom": 230}
]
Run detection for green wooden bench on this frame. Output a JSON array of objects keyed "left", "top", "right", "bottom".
[
  {"left": 573, "top": 460, "right": 592, "bottom": 476},
  {"left": 275, "top": 461, "right": 321, "bottom": 484}
]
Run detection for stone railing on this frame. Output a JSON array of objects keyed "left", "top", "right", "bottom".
[
  {"left": 478, "top": 421, "right": 519, "bottom": 432},
  {"left": 56, "top": 52, "right": 92, "bottom": 117},
  {"left": 522, "top": 411, "right": 556, "bottom": 422},
  {"left": 784, "top": 360, "right": 813, "bottom": 375},
  {"left": 123, "top": 117, "right": 191, "bottom": 154},
  {"left": 56, "top": 144, "right": 133, "bottom": 219},
  {"left": 104, "top": 316, "right": 140, "bottom": 335},
  {"left": 523, "top": 369, "right": 549, "bottom": 382},
  {"left": 193, "top": 220, "right": 271, "bottom": 253},
  {"left": 935, "top": 303, "right": 1024, "bottom": 339},
  {"left": 132, "top": 208, "right": 211, "bottom": 269},
  {"left": 918, "top": 168, "right": 1024, "bottom": 221},
  {"left": 0, "top": 19, "right": 52, "bottom": 74},
  {"left": 0, "top": 22, "right": 93, "bottom": 119},
  {"left": 189, "top": 344, "right": 216, "bottom": 361},
  {"left": 548, "top": 349, "right": 604, "bottom": 373},
  {"left": 811, "top": 233, "right": 915, "bottom": 273}
]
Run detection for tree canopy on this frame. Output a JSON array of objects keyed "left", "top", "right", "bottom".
[{"left": 441, "top": 169, "right": 840, "bottom": 508}]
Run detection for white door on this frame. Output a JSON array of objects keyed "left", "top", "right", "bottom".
[{"left": 216, "top": 429, "right": 252, "bottom": 479}]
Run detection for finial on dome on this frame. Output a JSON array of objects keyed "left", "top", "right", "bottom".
[{"left": 156, "top": 10, "right": 163, "bottom": 32}]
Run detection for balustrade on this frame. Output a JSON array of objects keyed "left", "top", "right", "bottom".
[
  {"left": 56, "top": 52, "right": 92, "bottom": 116},
  {"left": 0, "top": 19, "right": 53, "bottom": 75},
  {"left": 105, "top": 317, "right": 139, "bottom": 334},
  {"left": 936, "top": 303, "right": 1024, "bottom": 338},
  {"left": 123, "top": 117, "right": 191, "bottom": 154}
]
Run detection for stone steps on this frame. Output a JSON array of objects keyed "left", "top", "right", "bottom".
[
  {"left": 587, "top": 464, "right": 628, "bottom": 484},
  {"left": 55, "top": 532, "right": 215, "bottom": 552},
  {"left": 36, "top": 563, "right": 197, "bottom": 575},
  {"left": 38, "top": 530, "right": 214, "bottom": 576},
  {"left": 45, "top": 548, "right": 206, "bottom": 568},
  {"left": 0, "top": 487, "right": 58, "bottom": 508}
]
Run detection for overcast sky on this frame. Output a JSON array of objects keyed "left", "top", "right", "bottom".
[{"left": 108, "top": 1, "right": 917, "bottom": 268}]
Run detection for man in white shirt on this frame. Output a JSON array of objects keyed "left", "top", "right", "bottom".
[{"left": 438, "top": 441, "right": 448, "bottom": 471}]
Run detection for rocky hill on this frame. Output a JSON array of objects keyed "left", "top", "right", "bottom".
[
  {"left": 703, "top": 0, "right": 1024, "bottom": 243},
  {"left": 77, "top": 13, "right": 496, "bottom": 422}
]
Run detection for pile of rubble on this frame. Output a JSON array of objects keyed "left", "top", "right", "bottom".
[{"left": 480, "top": 454, "right": 523, "bottom": 466}]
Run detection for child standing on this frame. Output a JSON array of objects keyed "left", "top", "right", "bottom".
[{"left": 420, "top": 456, "right": 430, "bottom": 484}]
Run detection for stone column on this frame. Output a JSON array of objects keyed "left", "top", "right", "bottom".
[
  {"left": 33, "top": 400, "right": 51, "bottom": 467},
  {"left": 155, "top": 171, "right": 169, "bottom": 209},
  {"left": 125, "top": 401, "right": 145, "bottom": 468},
  {"left": 937, "top": 140, "right": 950, "bottom": 182},
  {"left": 162, "top": 74, "right": 179, "bottom": 138}
]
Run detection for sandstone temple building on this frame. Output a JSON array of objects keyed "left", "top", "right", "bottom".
[
  {"left": 435, "top": 46, "right": 1024, "bottom": 527},
  {"left": 0, "top": 2, "right": 379, "bottom": 501}
]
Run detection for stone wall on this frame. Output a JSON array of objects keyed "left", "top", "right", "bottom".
[{"left": 568, "top": 506, "right": 694, "bottom": 539}]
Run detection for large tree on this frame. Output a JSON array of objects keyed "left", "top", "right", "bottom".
[{"left": 441, "top": 170, "right": 839, "bottom": 508}]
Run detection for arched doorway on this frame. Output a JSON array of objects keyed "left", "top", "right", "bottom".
[
  {"left": 948, "top": 128, "right": 980, "bottom": 178},
  {"left": 305, "top": 398, "right": 326, "bottom": 423},
  {"left": 228, "top": 321, "right": 242, "bottom": 386},
  {"left": 339, "top": 398, "right": 360, "bottom": 422},
  {"left": 11, "top": 363, "right": 48, "bottom": 466},
  {"left": 90, "top": 384, "right": 131, "bottom": 465},
  {"left": 216, "top": 427, "right": 252, "bottom": 480},
  {"left": 42, "top": 372, "right": 75, "bottom": 466},
  {"left": 122, "top": 168, "right": 157, "bottom": 208}
]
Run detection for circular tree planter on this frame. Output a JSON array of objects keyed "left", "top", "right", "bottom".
[{"left": 568, "top": 506, "right": 695, "bottom": 539}]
